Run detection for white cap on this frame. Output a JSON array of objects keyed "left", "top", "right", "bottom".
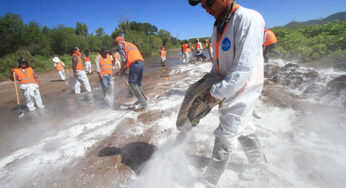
[{"left": 52, "top": 57, "right": 60, "bottom": 63}]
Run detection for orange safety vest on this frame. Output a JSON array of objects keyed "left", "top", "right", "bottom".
[
  {"left": 84, "top": 56, "right": 90, "bottom": 62},
  {"left": 99, "top": 54, "right": 113, "bottom": 75},
  {"left": 264, "top": 29, "right": 277, "bottom": 47},
  {"left": 113, "top": 52, "right": 121, "bottom": 61},
  {"left": 56, "top": 62, "right": 64, "bottom": 71},
  {"left": 14, "top": 67, "right": 38, "bottom": 85},
  {"left": 182, "top": 44, "right": 189, "bottom": 53},
  {"left": 123, "top": 42, "right": 144, "bottom": 68},
  {"left": 196, "top": 42, "right": 201, "bottom": 49},
  {"left": 160, "top": 49, "right": 167, "bottom": 57},
  {"left": 72, "top": 53, "right": 83, "bottom": 70},
  {"left": 215, "top": 3, "right": 240, "bottom": 74}
]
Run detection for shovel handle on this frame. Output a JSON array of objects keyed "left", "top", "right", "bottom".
[{"left": 13, "top": 72, "right": 21, "bottom": 105}]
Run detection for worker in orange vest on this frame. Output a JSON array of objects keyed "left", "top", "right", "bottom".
[
  {"left": 160, "top": 46, "right": 167, "bottom": 67},
  {"left": 195, "top": 39, "right": 203, "bottom": 54},
  {"left": 263, "top": 28, "right": 281, "bottom": 63},
  {"left": 11, "top": 58, "right": 44, "bottom": 111},
  {"left": 95, "top": 47, "right": 113, "bottom": 97},
  {"left": 72, "top": 47, "right": 91, "bottom": 94},
  {"left": 112, "top": 49, "right": 122, "bottom": 73},
  {"left": 205, "top": 38, "right": 213, "bottom": 60},
  {"left": 189, "top": 42, "right": 194, "bottom": 60},
  {"left": 181, "top": 41, "right": 190, "bottom": 63},
  {"left": 114, "top": 36, "right": 147, "bottom": 110},
  {"left": 83, "top": 52, "right": 92, "bottom": 74},
  {"left": 52, "top": 57, "right": 66, "bottom": 80}
]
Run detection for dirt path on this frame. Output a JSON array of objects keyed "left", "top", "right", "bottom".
[{"left": 0, "top": 69, "right": 101, "bottom": 111}]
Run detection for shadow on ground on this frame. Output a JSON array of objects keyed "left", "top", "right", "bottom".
[{"left": 98, "top": 142, "right": 157, "bottom": 174}]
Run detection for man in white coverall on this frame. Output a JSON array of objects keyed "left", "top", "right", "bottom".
[
  {"left": 52, "top": 57, "right": 66, "bottom": 81},
  {"left": 72, "top": 47, "right": 91, "bottom": 94},
  {"left": 11, "top": 58, "right": 45, "bottom": 111},
  {"left": 188, "top": 0, "right": 265, "bottom": 187}
]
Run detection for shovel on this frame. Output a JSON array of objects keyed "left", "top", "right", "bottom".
[{"left": 13, "top": 72, "right": 24, "bottom": 118}]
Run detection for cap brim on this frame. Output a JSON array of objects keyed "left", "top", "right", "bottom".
[{"left": 189, "top": 0, "right": 200, "bottom": 6}]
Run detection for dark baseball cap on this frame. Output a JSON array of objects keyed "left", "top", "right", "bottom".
[{"left": 189, "top": 0, "right": 201, "bottom": 6}]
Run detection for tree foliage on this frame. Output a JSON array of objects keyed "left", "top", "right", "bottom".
[
  {"left": 272, "top": 21, "right": 346, "bottom": 66},
  {"left": 111, "top": 19, "right": 179, "bottom": 56},
  {"left": 0, "top": 13, "right": 182, "bottom": 80}
]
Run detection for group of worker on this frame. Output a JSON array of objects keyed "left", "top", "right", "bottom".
[
  {"left": 11, "top": 36, "right": 147, "bottom": 112},
  {"left": 10, "top": 0, "right": 282, "bottom": 187},
  {"left": 182, "top": 28, "right": 278, "bottom": 65},
  {"left": 181, "top": 39, "right": 204, "bottom": 63}
]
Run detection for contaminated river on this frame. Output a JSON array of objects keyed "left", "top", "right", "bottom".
[{"left": 0, "top": 53, "right": 345, "bottom": 188}]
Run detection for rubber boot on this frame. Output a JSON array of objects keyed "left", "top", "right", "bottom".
[
  {"left": 203, "top": 136, "right": 231, "bottom": 185},
  {"left": 130, "top": 83, "right": 147, "bottom": 110},
  {"left": 238, "top": 134, "right": 265, "bottom": 180}
]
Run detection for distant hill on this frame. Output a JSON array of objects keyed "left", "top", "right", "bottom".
[{"left": 284, "top": 11, "right": 346, "bottom": 28}]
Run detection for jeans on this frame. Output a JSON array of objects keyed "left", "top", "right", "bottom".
[
  {"left": 100, "top": 74, "right": 112, "bottom": 95},
  {"left": 128, "top": 61, "right": 144, "bottom": 86},
  {"left": 128, "top": 61, "right": 146, "bottom": 105}
]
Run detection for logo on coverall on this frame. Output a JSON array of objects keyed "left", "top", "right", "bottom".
[{"left": 222, "top": 37, "right": 231, "bottom": 51}]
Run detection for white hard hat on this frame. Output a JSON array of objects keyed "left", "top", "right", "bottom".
[{"left": 52, "top": 57, "right": 60, "bottom": 63}]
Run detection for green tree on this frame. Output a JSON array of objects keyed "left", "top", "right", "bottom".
[
  {"left": 0, "top": 13, "right": 24, "bottom": 57},
  {"left": 75, "top": 22, "right": 88, "bottom": 38},
  {"left": 95, "top": 27, "right": 106, "bottom": 37}
]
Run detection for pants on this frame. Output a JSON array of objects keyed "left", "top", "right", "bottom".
[
  {"left": 19, "top": 83, "right": 44, "bottom": 111},
  {"left": 204, "top": 86, "right": 263, "bottom": 185},
  {"left": 161, "top": 56, "right": 166, "bottom": 67},
  {"left": 128, "top": 61, "right": 146, "bottom": 105},
  {"left": 58, "top": 70, "right": 65, "bottom": 80},
  {"left": 85, "top": 62, "right": 92, "bottom": 73},
  {"left": 99, "top": 74, "right": 112, "bottom": 96},
  {"left": 74, "top": 70, "right": 91, "bottom": 94},
  {"left": 183, "top": 52, "right": 190, "bottom": 63},
  {"left": 114, "top": 60, "right": 121, "bottom": 72},
  {"left": 263, "top": 43, "right": 281, "bottom": 63}
]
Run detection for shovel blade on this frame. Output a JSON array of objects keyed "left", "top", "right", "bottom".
[{"left": 17, "top": 106, "right": 24, "bottom": 118}]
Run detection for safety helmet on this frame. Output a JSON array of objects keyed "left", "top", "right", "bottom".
[
  {"left": 52, "top": 57, "right": 60, "bottom": 63},
  {"left": 17, "top": 58, "right": 29, "bottom": 67}
]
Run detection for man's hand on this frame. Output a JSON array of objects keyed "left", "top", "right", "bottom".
[
  {"left": 74, "top": 72, "right": 77, "bottom": 77},
  {"left": 205, "top": 91, "right": 217, "bottom": 105},
  {"left": 99, "top": 74, "right": 103, "bottom": 80}
]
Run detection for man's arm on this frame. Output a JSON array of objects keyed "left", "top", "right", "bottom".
[
  {"left": 94, "top": 56, "right": 103, "bottom": 79},
  {"left": 10, "top": 69, "right": 15, "bottom": 81},
  {"left": 210, "top": 10, "right": 265, "bottom": 100},
  {"left": 118, "top": 44, "right": 127, "bottom": 76},
  {"left": 72, "top": 55, "right": 78, "bottom": 76}
]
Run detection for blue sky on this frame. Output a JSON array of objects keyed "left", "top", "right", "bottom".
[{"left": 0, "top": 0, "right": 345, "bottom": 40}]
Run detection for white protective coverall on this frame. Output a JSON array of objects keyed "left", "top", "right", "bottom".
[
  {"left": 52, "top": 57, "right": 66, "bottom": 81},
  {"left": 85, "top": 60, "right": 92, "bottom": 74},
  {"left": 74, "top": 70, "right": 91, "bottom": 94},
  {"left": 19, "top": 83, "right": 44, "bottom": 111},
  {"left": 196, "top": 41, "right": 203, "bottom": 54},
  {"left": 205, "top": 5, "right": 265, "bottom": 184}
]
